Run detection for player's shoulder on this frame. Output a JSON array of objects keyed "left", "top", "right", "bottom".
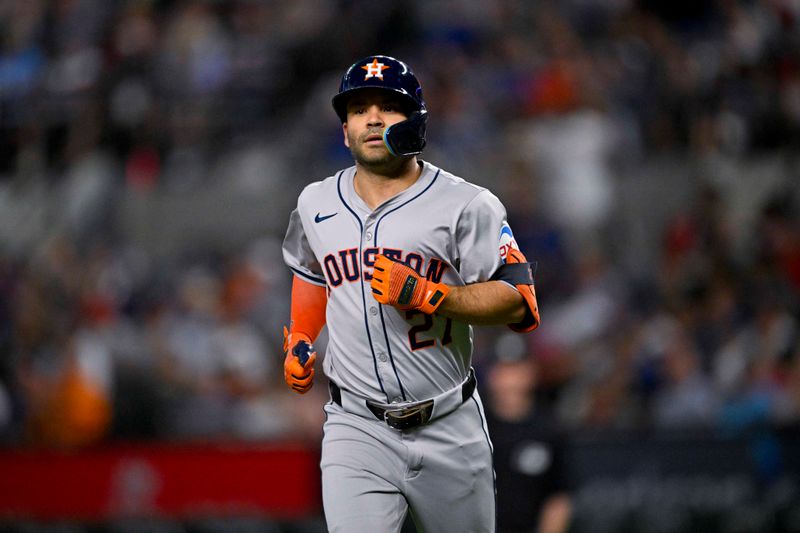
[
  {"left": 426, "top": 162, "right": 500, "bottom": 206},
  {"left": 297, "top": 167, "right": 352, "bottom": 204}
]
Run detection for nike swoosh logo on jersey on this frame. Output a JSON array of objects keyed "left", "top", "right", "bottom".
[{"left": 314, "top": 212, "right": 338, "bottom": 223}]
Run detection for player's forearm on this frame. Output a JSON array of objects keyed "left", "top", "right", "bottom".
[
  {"left": 290, "top": 275, "right": 328, "bottom": 341},
  {"left": 436, "top": 281, "right": 525, "bottom": 325}
]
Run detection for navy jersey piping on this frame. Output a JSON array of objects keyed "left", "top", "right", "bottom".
[
  {"left": 471, "top": 394, "right": 497, "bottom": 530},
  {"left": 378, "top": 306, "right": 407, "bottom": 401},
  {"left": 337, "top": 171, "right": 388, "bottom": 401},
  {"left": 372, "top": 169, "right": 440, "bottom": 399},
  {"left": 289, "top": 266, "right": 326, "bottom": 286},
  {"left": 373, "top": 169, "right": 440, "bottom": 244}
]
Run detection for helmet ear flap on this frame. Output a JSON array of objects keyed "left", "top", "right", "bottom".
[{"left": 383, "top": 110, "right": 427, "bottom": 157}]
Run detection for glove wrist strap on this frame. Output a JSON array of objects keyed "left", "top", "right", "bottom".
[{"left": 416, "top": 282, "right": 450, "bottom": 314}]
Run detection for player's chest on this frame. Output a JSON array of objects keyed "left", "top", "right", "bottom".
[
  {"left": 307, "top": 202, "right": 453, "bottom": 257},
  {"left": 306, "top": 203, "right": 454, "bottom": 286}
]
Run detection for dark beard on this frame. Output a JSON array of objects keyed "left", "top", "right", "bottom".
[{"left": 348, "top": 133, "right": 410, "bottom": 177}]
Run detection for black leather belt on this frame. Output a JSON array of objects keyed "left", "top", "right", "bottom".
[
  {"left": 366, "top": 399, "right": 435, "bottom": 430},
  {"left": 329, "top": 370, "right": 477, "bottom": 430}
]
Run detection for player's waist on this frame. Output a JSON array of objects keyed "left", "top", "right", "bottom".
[{"left": 328, "top": 369, "right": 476, "bottom": 431}]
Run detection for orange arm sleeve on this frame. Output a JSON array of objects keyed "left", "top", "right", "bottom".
[{"left": 290, "top": 275, "right": 328, "bottom": 342}]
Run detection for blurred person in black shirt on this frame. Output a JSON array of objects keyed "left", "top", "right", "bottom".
[{"left": 484, "top": 333, "right": 572, "bottom": 533}]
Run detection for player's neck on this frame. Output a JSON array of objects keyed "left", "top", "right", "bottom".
[{"left": 354, "top": 158, "right": 422, "bottom": 210}]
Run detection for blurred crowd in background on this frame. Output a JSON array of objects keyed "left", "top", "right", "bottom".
[{"left": 1, "top": 0, "right": 799, "bottom": 452}]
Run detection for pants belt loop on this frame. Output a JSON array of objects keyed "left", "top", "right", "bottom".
[{"left": 329, "top": 380, "right": 342, "bottom": 407}]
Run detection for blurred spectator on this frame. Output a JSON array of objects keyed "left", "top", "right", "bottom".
[
  {"left": 24, "top": 336, "right": 112, "bottom": 448},
  {"left": 209, "top": 260, "right": 284, "bottom": 440},
  {"left": 512, "top": 5, "right": 622, "bottom": 253},
  {"left": 518, "top": 103, "right": 620, "bottom": 253},
  {"left": 158, "top": 2, "right": 231, "bottom": 97},
  {"left": 756, "top": 193, "right": 800, "bottom": 293},
  {"left": 144, "top": 255, "right": 311, "bottom": 442},
  {"left": 774, "top": 347, "right": 800, "bottom": 426},
  {"left": 651, "top": 323, "right": 720, "bottom": 430},
  {"left": 150, "top": 264, "right": 250, "bottom": 439},
  {"left": 501, "top": 160, "right": 573, "bottom": 300},
  {"left": 716, "top": 279, "right": 798, "bottom": 431},
  {"left": 543, "top": 246, "right": 624, "bottom": 359},
  {"left": 483, "top": 333, "right": 572, "bottom": 533}
]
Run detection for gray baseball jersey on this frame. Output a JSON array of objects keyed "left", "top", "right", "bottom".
[{"left": 283, "top": 160, "right": 520, "bottom": 532}]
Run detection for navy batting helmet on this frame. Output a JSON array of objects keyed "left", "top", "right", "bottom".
[{"left": 332, "top": 55, "right": 427, "bottom": 157}]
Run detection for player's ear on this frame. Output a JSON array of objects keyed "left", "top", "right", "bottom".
[{"left": 342, "top": 122, "right": 350, "bottom": 148}]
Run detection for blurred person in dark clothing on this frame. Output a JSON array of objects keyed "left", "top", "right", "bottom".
[
  {"left": 484, "top": 333, "right": 572, "bottom": 533},
  {"left": 651, "top": 323, "right": 720, "bottom": 430}
]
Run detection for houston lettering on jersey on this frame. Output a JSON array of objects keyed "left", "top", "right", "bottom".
[{"left": 323, "top": 248, "right": 449, "bottom": 288}]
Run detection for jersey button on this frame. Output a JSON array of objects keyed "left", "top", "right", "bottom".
[
  {"left": 378, "top": 353, "right": 388, "bottom": 362},
  {"left": 365, "top": 232, "right": 373, "bottom": 240},
  {"left": 369, "top": 306, "right": 378, "bottom": 316}
]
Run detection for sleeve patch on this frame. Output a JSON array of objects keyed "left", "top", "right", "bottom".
[{"left": 498, "top": 223, "right": 519, "bottom": 264}]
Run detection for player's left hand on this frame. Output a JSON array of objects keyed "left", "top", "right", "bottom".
[
  {"left": 283, "top": 326, "right": 317, "bottom": 394},
  {"left": 371, "top": 254, "right": 450, "bottom": 314}
]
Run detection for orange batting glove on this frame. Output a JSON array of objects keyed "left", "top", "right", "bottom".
[
  {"left": 371, "top": 254, "right": 450, "bottom": 314},
  {"left": 283, "top": 326, "right": 317, "bottom": 394}
]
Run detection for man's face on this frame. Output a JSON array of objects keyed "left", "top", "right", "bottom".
[{"left": 343, "top": 89, "right": 409, "bottom": 169}]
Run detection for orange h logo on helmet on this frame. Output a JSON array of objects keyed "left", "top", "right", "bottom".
[{"left": 362, "top": 58, "right": 389, "bottom": 80}]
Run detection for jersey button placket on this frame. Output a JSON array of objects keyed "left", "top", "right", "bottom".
[
  {"left": 364, "top": 216, "right": 395, "bottom": 398},
  {"left": 365, "top": 219, "right": 377, "bottom": 323},
  {"left": 364, "top": 215, "right": 375, "bottom": 244}
]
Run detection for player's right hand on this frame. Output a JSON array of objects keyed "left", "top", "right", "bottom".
[{"left": 283, "top": 326, "right": 317, "bottom": 394}]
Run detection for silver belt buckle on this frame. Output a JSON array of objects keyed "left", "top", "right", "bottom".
[{"left": 384, "top": 400, "right": 434, "bottom": 430}]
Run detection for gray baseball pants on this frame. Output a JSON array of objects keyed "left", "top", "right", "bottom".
[{"left": 320, "top": 391, "right": 495, "bottom": 532}]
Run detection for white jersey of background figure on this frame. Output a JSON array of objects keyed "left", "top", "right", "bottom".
[{"left": 282, "top": 161, "right": 519, "bottom": 404}]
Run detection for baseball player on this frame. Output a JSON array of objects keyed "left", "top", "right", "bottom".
[{"left": 282, "top": 55, "right": 540, "bottom": 533}]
